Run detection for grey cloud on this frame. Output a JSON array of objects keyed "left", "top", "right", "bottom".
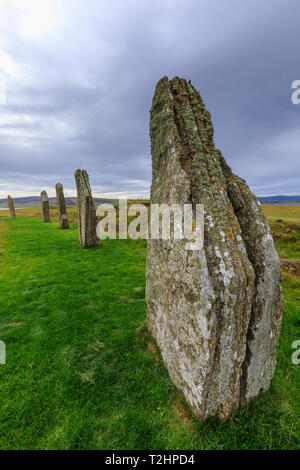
[{"left": 0, "top": 0, "right": 299, "bottom": 198}]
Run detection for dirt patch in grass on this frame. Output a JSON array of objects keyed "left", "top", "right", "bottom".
[
  {"left": 136, "top": 323, "right": 161, "bottom": 362},
  {"left": 145, "top": 337, "right": 161, "bottom": 362},
  {"left": 172, "top": 397, "right": 194, "bottom": 424}
]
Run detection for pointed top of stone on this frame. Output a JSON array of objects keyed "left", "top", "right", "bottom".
[
  {"left": 75, "top": 169, "right": 94, "bottom": 198},
  {"left": 40, "top": 190, "right": 49, "bottom": 201}
]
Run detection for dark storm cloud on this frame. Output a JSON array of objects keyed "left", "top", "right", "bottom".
[{"left": 0, "top": 0, "right": 299, "bottom": 198}]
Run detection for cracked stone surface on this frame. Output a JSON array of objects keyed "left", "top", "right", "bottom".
[
  {"left": 7, "top": 195, "right": 16, "bottom": 219},
  {"left": 75, "top": 169, "right": 98, "bottom": 247},
  {"left": 56, "top": 183, "right": 70, "bottom": 229},
  {"left": 146, "top": 76, "right": 283, "bottom": 421},
  {"left": 40, "top": 190, "right": 50, "bottom": 223}
]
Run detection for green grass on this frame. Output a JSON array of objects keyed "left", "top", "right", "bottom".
[
  {"left": 262, "top": 204, "right": 300, "bottom": 223},
  {"left": 270, "top": 219, "right": 300, "bottom": 261},
  {"left": 0, "top": 217, "right": 299, "bottom": 450}
]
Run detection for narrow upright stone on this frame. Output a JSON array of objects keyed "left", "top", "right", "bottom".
[
  {"left": 146, "top": 76, "right": 283, "bottom": 421},
  {"left": 55, "top": 183, "right": 69, "bottom": 229},
  {"left": 40, "top": 190, "right": 50, "bottom": 222},
  {"left": 7, "top": 195, "right": 16, "bottom": 219},
  {"left": 75, "top": 169, "right": 98, "bottom": 247},
  {"left": 218, "top": 155, "right": 283, "bottom": 406}
]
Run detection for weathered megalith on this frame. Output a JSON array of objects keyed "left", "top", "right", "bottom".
[
  {"left": 7, "top": 195, "right": 16, "bottom": 219},
  {"left": 40, "top": 190, "right": 50, "bottom": 222},
  {"left": 146, "top": 76, "right": 283, "bottom": 421},
  {"left": 55, "top": 183, "right": 69, "bottom": 229},
  {"left": 75, "top": 169, "right": 98, "bottom": 247},
  {"left": 217, "top": 154, "right": 283, "bottom": 406}
]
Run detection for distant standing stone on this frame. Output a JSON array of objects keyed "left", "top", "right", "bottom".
[
  {"left": 40, "top": 190, "right": 50, "bottom": 223},
  {"left": 7, "top": 195, "right": 16, "bottom": 219},
  {"left": 75, "top": 169, "right": 98, "bottom": 247},
  {"left": 55, "top": 183, "right": 69, "bottom": 229}
]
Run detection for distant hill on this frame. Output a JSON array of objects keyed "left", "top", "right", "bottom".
[
  {"left": 258, "top": 195, "right": 300, "bottom": 203},
  {"left": 1, "top": 194, "right": 299, "bottom": 208},
  {"left": 0, "top": 196, "right": 117, "bottom": 208}
]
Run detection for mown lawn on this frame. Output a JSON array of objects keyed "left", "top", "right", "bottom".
[{"left": 0, "top": 217, "right": 299, "bottom": 450}]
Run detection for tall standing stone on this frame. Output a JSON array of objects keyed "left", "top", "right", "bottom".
[
  {"left": 55, "top": 183, "right": 69, "bottom": 229},
  {"left": 40, "top": 190, "right": 50, "bottom": 222},
  {"left": 7, "top": 195, "right": 16, "bottom": 219},
  {"left": 75, "top": 169, "right": 98, "bottom": 247},
  {"left": 146, "top": 76, "right": 283, "bottom": 421}
]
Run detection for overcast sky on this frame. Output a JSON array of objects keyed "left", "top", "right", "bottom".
[{"left": 0, "top": 0, "right": 299, "bottom": 199}]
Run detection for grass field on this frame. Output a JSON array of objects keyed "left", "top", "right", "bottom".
[
  {"left": 0, "top": 206, "right": 78, "bottom": 224},
  {"left": 262, "top": 205, "right": 300, "bottom": 224},
  {"left": 1, "top": 202, "right": 300, "bottom": 222},
  {"left": 0, "top": 207, "right": 299, "bottom": 450}
]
